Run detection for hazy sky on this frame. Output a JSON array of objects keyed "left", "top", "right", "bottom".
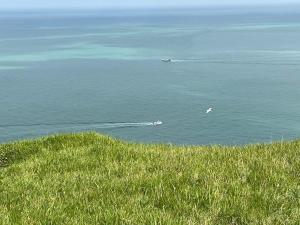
[{"left": 1, "top": 0, "right": 299, "bottom": 9}]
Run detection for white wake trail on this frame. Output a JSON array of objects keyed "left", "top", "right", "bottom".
[
  {"left": 0, "top": 121, "right": 159, "bottom": 131},
  {"left": 84, "top": 122, "right": 155, "bottom": 129}
]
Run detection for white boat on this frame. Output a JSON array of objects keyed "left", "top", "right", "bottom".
[
  {"left": 161, "top": 59, "right": 172, "bottom": 62},
  {"left": 153, "top": 120, "right": 163, "bottom": 126}
]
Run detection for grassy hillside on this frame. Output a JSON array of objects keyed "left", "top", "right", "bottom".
[{"left": 0, "top": 132, "right": 299, "bottom": 225}]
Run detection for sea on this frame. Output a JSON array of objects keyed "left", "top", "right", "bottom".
[{"left": 0, "top": 6, "right": 299, "bottom": 145}]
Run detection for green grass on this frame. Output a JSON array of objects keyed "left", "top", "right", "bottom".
[{"left": 0, "top": 132, "right": 299, "bottom": 225}]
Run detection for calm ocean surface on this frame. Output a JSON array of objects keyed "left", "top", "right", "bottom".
[{"left": 0, "top": 7, "right": 299, "bottom": 145}]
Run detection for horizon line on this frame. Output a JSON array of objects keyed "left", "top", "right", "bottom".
[{"left": 1, "top": 3, "right": 300, "bottom": 12}]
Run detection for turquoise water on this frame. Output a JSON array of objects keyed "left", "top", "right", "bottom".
[{"left": 0, "top": 8, "right": 300, "bottom": 145}]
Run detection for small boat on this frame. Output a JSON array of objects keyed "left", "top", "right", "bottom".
[
  {"left": 206, "top": 107, "right": 213, "bottom": 113},
  {"left": 153, "top": 120, "right": 163, "bottom": 126},
  {"left": 161, "top": 59, "right": 172, "bottom": 62}
]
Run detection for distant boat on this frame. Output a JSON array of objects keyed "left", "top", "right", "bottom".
[
  {"left": 206, "top": 108, "right": 213, "bottom": 113},
  {"left": 153, "top": 120, "right": 163, "bottom": 126},
  {"left": 161, "top": 59, "right": 172, "bottom": 62}
]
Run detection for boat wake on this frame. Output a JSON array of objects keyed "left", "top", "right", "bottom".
[
  {"left": 75, "top": 122, "right": 158, "bottom": 129},
  {"left": 165, "top": 59, "right": 300, "bottom": 66},
  {"left": 0, "top": 121, "right": 161, "bottom": 130}
]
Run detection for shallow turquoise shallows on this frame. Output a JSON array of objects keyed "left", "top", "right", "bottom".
[{"left": 0, "top": 7, "right": 299, "bottom": 145}]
